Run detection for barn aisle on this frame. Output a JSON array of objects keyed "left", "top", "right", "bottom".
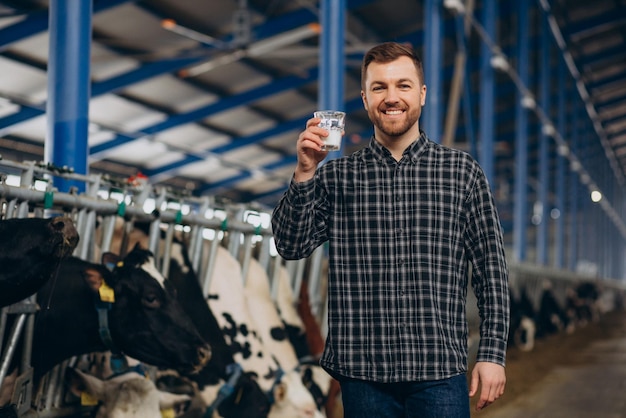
[{"left": 471, "top": 309, "right": 626, "bottom": 418}]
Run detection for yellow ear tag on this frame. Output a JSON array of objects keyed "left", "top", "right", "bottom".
[
  {"left": 81, "top": 391, "right": 99, "bottom": 406},
  {"left": 161, "top": 408, "right": 175, "bottom": 418},
  {"left": 98, "top": 282, "right": 115, "bottom": 303}
]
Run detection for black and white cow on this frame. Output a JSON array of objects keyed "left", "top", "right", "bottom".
[
  {"left": 208, "top": 245, "right": 323, "bottom": 418},
  {"left": 30, "top": 244, "right": 211, "bottom": 382},
  {"left": 0, "top": 216, "right": 79, "bottom": 307},
  {"left": 508, "top": 287, "right": 537, "bottom": 352},
  {"left": 535, "top": 281, "right": 570, "bottom": 338},
  {"left": 161, "top": 239, "right": 271, "bottom": 418},
  {"left": 245, "top": 258, "right": 332, "bottom": 415}
]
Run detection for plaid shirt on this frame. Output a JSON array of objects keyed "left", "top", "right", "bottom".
[{"left": 272, "top": 133, "right": 509, "bottom": 382}]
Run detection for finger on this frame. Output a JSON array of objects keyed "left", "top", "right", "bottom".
[
  {"left": 306, "top": 117, "right": 323, "bottom": 129},
  {"left": 468, "top": 370, "right": 479, "bottom": 397}
]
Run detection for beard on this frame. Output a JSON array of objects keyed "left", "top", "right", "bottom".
[{"left": 368, "top": 106, "right": 421, "bottom": 138}]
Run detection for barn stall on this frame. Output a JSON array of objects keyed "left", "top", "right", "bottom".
[{"left": 0, "top": 158, "right": 624, "bottom": 417}]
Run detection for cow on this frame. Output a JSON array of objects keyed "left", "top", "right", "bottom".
[
  {"left": 535, "top": 281, "right": 570, "bottom": 338},
  {"left": 247, "top": 259, "right": 332, "bottom": 415},
  {"left": 508, "top": 286, "right": 537, "bottom": 352},
  {"left": 0, "top": 216, "right": 79, "bottom": 307},
  {"left": 66, "top": 367, "right": 191, "bottom": 418},
  {"left": 30, "top": 244, "right": 211, "bottom": 383},
  {"left": 296, "top": 275, "right": 343, "bottom": 418},
  {"left": 161, "top": 238, "right": 271, "bottom": 418},
  {"left": 208, "top": 244, "right": 323, "bottom": 418}
]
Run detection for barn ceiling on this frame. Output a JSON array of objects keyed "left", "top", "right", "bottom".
[{"left": 0, "top": 0, "right": 625, "bottom": 228}]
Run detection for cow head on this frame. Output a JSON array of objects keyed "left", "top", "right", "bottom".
[
  {"left": 0, "top": 216, "right": 79, "bottom": 307},
  {"left": 67, "top": 368, "right": 191, "bottom": 418},
  {"left": 91, "top": 244, "right": 211, "bottom": 374}
]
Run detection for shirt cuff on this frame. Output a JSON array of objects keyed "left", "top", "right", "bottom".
[
  {"left": 475, "top": 337, "right": 507, "bottom": 367},
  {"left": 286, "top": 176, "right": 315, "bottom": 206}
]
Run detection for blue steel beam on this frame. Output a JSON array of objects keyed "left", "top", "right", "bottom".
[
  {"left": 536, "top": 11, "right": 552, "bottom": 266},
  {"left": 479, "top": 0, "right": 496, "bottom": 184},
  {"left": 90, "top": 68, "right": 319, "bottom": 156},
  {"left": 423, "top": 0, "right": 443, "bottom": 142},
  {"left": 46, "top": 0, "right": 92, "bottom": 193},
  {"left": 0, "top": 5, "right": 320, "bottom": 133},
  {"left": 192, "top": 97, "right": 365, "bottom": 194},
  {"left": 513, "top": 0, "right": 531, "bottom": 264},
  {"left": 0, "top": 0, "right": 133, "bottom": 50},
  {"left": 319, "top": 0, "right": 346, "bottom": 161},
  {"left": 554, "top": 56, "right": 567, "bottom": 269}
]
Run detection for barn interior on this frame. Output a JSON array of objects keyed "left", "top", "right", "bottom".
[{"left": 0, "top": 0, "right": 626, "bottom": 417}]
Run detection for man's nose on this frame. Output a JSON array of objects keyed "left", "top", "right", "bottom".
[{"left": 384, "top": 87, "right": 400, "bottom": 102}]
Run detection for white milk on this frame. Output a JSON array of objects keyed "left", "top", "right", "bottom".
[{"left": 322, "top": 129, "right": 342, "bottom": 151}]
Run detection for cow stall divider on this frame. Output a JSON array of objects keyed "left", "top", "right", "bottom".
[{"left": 0, "top": 158, "right": 330, "bottom": 417}]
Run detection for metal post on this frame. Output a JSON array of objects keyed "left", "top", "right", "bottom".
[
  {"left": 479, "top": 0, "right": 496, "bottom": 183},
  {"left": 513, "top": 0, "right": 530, "bottom": 263},
  {"left": 45, "top": 0, "right": 92, "bottom": 193},
  {"left": 536, "top": 12, "right": 551, "bottom": 265},
  {"left": 319, "top": 0, "right": 345, "bottom": 161},
  {"left": 423, "top": 0, "right": 443, "bottom": 142}
]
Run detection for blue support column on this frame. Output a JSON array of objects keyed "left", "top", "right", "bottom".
[
  {"left": 513, "top": 0, "right": 530, "bottom": 263},
  {"left": 567, "top": 99, "right": 579, "bottom": 272},
  {"left": 554, "top": 57, "right": 566, "bottom": 269},
  {"left": 423, "top": 0, "right": 443, "bottom": 143},
  {"left": 479, "top": 0, "right": 496, "bottom": 183},
  {"left": 319, "top": 0, "right": 345, "bottom": 161},
  {"left": 45, "top": 0, "right": 92, "bottom": 192},
  {"left": 536, "top": 13, "right": 551, "bottom": 266}
]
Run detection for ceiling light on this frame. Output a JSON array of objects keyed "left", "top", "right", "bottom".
[
  {"left": 521, "top": 95, "right": 536, "bottom": 110},
  {"left": 443, "top": 0, "right": 466, "bottom": 14},
  {"left": 490, "top": 54, "right": 510, "bottom": 72},
  {"left": 542, "top": 124, "right": 555, "bottom": 137}
]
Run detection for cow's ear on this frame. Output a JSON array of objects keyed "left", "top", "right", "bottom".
[
  {"left": 158, "top": 391, "right": 191, "bottom": 411},
  {"left": 101, "top": 252, "right": 121, "bottom": 271},
  {"left": 66, "top": 368, "right": 105, "bottom": 401},
  {"left": 82, "top": 268, "right": 105, "bottom": 292},
  {"left": 272, "top": 381, "right": 287, "bottom": 404}
]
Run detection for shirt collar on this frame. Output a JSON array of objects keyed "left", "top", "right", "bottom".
[{"left": 368, "top": 131, "right": 429, "bottom": 164}]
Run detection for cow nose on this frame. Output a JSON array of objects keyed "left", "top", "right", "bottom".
[
  {"left": 198, "top": 344, "right": 211, "bottom": 367},
  {"left": 51, "top": 217, "right": 80, "bottom": 255}
]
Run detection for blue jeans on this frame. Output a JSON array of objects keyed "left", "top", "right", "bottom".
[{"left": 339, "top": 373, "right": 470, "bottom": 418}]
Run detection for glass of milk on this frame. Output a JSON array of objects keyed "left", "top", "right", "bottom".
[{"left": 314, "top": 110, "right": 345, "bottom": 151}]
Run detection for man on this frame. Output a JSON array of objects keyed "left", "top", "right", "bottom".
[{"left": 272, "top": 42, "right": 509, "bottom": 417}]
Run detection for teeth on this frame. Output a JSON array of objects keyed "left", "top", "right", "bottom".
[{"left": 385, "top": 110, "right": 402, "bottom": 115}]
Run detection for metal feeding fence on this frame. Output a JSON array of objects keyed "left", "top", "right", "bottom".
[{"left": 0, "top": 158, "right": 326, "bottom": 417}]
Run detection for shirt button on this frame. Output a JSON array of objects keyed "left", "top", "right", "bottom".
[
  {"left": 395, "top": 195, "right": 402, "bottom": 201},
  {"left": 396, "top": 228, "right": 403, "bottom": 234},
  {"left": 398, "top": 259, "right": 405, "bottom": 265}
]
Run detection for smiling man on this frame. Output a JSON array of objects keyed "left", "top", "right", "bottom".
[{"left": 272, "top": 42, "right": 510, "bottom": 418}]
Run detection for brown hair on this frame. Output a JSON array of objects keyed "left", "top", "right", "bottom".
[{"left": 361, "top": 42, "right": 425, "bottom": 91}]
